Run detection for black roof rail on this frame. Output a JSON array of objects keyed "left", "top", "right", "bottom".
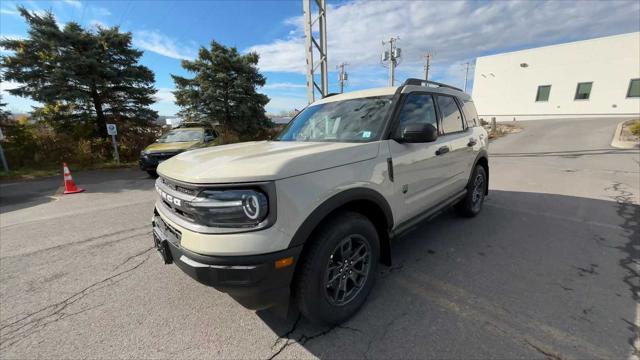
[{"left": 403, "top": 78, "right": 464, "bottom": 92}]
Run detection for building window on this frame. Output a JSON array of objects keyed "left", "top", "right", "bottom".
[
  {"left": 627, "top": 79, "right": 640, "bottom": 98},
  {"left": 574, "top": 82, "right": 593, "bottom": 100},
  {"left": 535, "top": 85, "right": 551, "bottom": 102}
]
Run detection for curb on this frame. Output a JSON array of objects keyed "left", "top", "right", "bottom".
[{"left": 611, "top": 121, "right": 640, "bottom": 149}]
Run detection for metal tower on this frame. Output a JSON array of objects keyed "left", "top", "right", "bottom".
[{"left": 303, "top": 0, "right": 328, "bottom": 103}]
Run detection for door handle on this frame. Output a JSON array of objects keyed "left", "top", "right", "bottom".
[
  {"left": 436, "top": 146, "right": 450, "bottom": 156},
  {"left": 467, "top": 138, "right": 477, "bottom": 147}
]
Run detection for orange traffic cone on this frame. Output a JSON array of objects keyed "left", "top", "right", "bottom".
[{"left": 63, "top": 163, "right": 85, "bottom": 194}]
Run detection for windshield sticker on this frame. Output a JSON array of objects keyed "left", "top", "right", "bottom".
[{"left": 363, "top": 131, "right": 371, "bottom": 138}]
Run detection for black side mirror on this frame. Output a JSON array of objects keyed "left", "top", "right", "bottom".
[{"left": 399, "top": 123, "right": 438, "bottom": 143}]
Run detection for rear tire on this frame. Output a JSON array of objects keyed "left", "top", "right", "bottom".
[
  {"left": 147, "top": 170, "right": 158, "bottom": 178},
  {"left": 456, "top": 165, "right": 487, "bottom": 217},
  {"left": 295, "top": 211, "right": 379, "bottom": 325}
]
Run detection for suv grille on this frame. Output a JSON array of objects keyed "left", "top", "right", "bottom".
[
  {"left": 160, "top": 177, "right": 199, "bottom": 196},
  {"left": 150, "top": 152, "right": 178, "bottom": 161}
]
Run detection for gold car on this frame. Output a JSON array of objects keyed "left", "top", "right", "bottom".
[{"left": 139, "top": 126, "right": 219, "bottom": 176}]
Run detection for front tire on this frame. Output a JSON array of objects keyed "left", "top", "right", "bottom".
[
  {"left": 147, "top": 170, "right": 158, "bottom": 178},
  {"left": 456, "top": 165, "right": 487, "bottom": 217},
  {"left": 295, "top": 211, "right": 379, "bottom": 325}
]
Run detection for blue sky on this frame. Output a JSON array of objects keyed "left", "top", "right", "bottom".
[{"left": 1, "top": 0, "right": 639, "bottom": 116}]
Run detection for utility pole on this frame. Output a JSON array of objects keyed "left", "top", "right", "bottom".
[
  {"left": 424, "top": 53, "right": 433, "bottom": 81},
  {"left": 337, "top": 62, "right": 348, "bottom": 93},
  {"left": 382, "top": 37, "right": 400, "bottom": 86},
  {"left": 463, "top": 62, "right": 470, "bottom": 92},
  {"left": 303, "top": 0, "right": 328, "bottom": 103}
]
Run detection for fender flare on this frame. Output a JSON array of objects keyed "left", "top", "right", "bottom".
[{"left": 289, "top": 187, "right": 394, "bottom": 248}]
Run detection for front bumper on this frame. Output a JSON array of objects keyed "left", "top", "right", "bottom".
[
  {"left": 139, "top": 152, "right": 180, "bottom": 171},
  {"left": 139, "top": 155, "right": 159, "bottom": 171},
  {"left": 152, "top": 214, "right": 302, "bottom": 311}
]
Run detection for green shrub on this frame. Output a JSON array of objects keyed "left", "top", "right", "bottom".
[{"left": 0, "top": 120, "right": 159, "bottom": 169}]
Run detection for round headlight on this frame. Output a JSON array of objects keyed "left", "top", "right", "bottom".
[
  {"left": 243, "top": 194, "right": 261, "bottom": 219},
  {"left": 187, "top": 189, "right": 269, "bottom": 228}
]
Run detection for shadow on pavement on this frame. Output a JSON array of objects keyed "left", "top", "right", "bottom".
[{"left": 258, "top": 190, "right": 639, "bottom": 359}]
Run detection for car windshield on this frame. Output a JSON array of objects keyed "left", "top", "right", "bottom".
[
  {"left": 158, "top": 129, "right": 203, "bottom": 143},
  {"left": 276, "top": 96, "right": 393, "bottom": 142}
]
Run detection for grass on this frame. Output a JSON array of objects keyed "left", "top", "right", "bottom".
[
  {"left": 0, "top": 161, "right": 137, "bottom": 181},
  {"left": 629, "top": 120, "right": 640, "bottom": 137},
  {"left": 486, "top": 123, "right": 522, "bottom": 140}
]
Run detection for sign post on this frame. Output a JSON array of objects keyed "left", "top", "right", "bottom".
[
  {"left": 106, "top": 124, "right": 120, "bottom": 164},
  {"left": 0, "top": 128, "right": 8, "bottom": 172}
]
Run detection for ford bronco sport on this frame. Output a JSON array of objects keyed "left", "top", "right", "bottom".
[
  {"left": 152, "top": 79, "right": 488, "bottom": 325},
  {"left": 139, "top": 123, "right": 219, "bottom": 176}
]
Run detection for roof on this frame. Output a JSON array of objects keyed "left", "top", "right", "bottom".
[
  {"left": 476, "top": 31, "right": 639, "bottom": 60},
  {"left": 311, "top": 87, "right": 398, "bottom": 105}
]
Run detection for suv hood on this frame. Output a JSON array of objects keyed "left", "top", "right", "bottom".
[
  {"left": 145, "top": 141, "right": 199, "bottom": 153},
  {"left": 157, "top": 141, "right": 380, "bottom": 183}
]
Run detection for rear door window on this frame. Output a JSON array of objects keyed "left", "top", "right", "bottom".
[
  {"left": 462, "top": 99, "right": 479, "bottom": 127},
  {"left": 436, "top": 96, "right": 465, "bottom": 134}
]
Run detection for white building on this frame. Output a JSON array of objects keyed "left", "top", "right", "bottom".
[{"left": 472, "top": 32, "right": 640, "bottom": 122}]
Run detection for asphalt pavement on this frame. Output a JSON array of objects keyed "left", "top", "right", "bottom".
[{"left": 0, "top": 118, "right": 638, "bottom": 359}]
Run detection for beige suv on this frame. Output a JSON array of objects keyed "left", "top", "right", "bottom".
[{"left": 152, "top": 79, "right": 489, "bottom": 324}]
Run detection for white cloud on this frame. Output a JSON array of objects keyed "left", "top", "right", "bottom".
[
  {"left": 154, "top": 88, "right": 176, "bottom": 103},
  {"left": 248, "top": 38, "right": 306, "bottom": 73},
  {"left": 63, "top": 0, "right": 82, "bottom": 9},
  {"left": 262, "top": 82, "right": 306, "bottom": 90},
  {"left": 1, "top": 80, "right": 21, "bottom": 93},
  {"left": 248, "top": 0, "right": 640, "bottom": 88},
  {"left": 0, "top": 8, "right": 19, "bottom": 16},
  {"left": 265, "top": 94, "right": 307, "bottom": 114},
  {"left": 93, "top": 7, "right": 110, "bottom": 16},
  {"left": 89, "top": 19, "right": 106, "bottom": 28},
  {"left": 0, "top": 34, "right": 25, "bottom": 41},
  {"left": 133, "top": 30, "right": 197, "bottom": 60}
]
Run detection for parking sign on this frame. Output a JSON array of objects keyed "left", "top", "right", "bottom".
[{"left": 106, "top": 123, "right": 117, "bottom": 136}]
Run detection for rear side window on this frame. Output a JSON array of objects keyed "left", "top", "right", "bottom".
[
  {"left": 395, "top": 93, "right": 438, "bottom": 135},
  {"left": 436, "top": 95, "right": 464, "bottom": 134},
  {"left": 462, "top": 99, "right": 479, "bottom": 127}
]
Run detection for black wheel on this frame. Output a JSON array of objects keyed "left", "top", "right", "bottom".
[
  {"left": 456, "top": 165, "right": 487, "bottom": 217},
  {"left": 147, "top": 170, "right": 158, "bottom": 178},
  {"left": 295, "top": 211, "right": 379, "bottom": 325}
]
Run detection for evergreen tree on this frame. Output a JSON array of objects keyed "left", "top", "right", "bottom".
[
  {"left": 0, "top": 7, "right": 157, "bottom": 137},
  {"left": 172, "top": 40, "right": 271, "bottom": 136}
]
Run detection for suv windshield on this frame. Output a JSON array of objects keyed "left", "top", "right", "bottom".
[
  {"left": 277, "top": 96, "right": 393, "bottom": 142},
  {"left": 158, "top": 129, "right": 203, "bottom": 143}
]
